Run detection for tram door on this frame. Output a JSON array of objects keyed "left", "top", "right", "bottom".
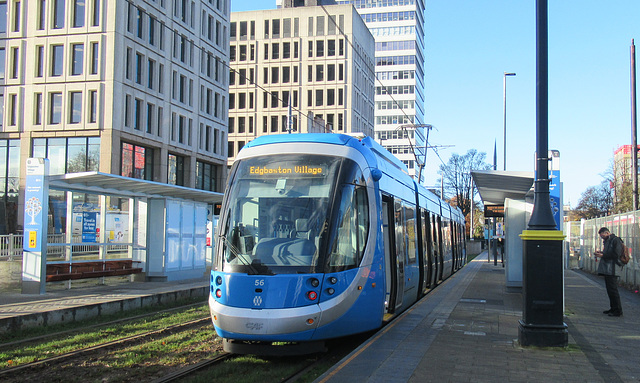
[{"left": 382, "top": 196, "right": 404, "bottom": 313}]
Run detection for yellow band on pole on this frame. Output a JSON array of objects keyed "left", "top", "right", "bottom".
[{"left": 519, "top": 230, "right": 565, "bottom": 241}]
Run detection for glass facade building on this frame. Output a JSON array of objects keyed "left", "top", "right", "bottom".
[{"left": 339, "top": 0, "right": 426, "bottom": 179}]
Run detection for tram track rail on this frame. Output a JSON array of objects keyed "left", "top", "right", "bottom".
[
  {"left": 0, "top": 316, "right": 212, "bottom": 380},
  {"left": 0, "top": 300, "right": 207, "bottom": 350}
]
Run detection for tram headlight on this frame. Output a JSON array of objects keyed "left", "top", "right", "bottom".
[
  {"left": 307, "top": 291, "right": 318, "bottom": 300},
  {"left": 215, "top": 276, "right": 222, "bottom": 285},
  {"left": 329, "top": 277, "right": 338, "bottom": 284},
  {"left": 310, "top": 278, "right": 320, "bottom": 287},
  {"left": 327, "top": 288, "right": 335, "bottom": 295},
  {"left": 215, "top": 289, "right": 222, "bottom": 299}
]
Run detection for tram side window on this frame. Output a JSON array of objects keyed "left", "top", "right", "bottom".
[
  {"left": 405, "top": 205, "right": 416, "bottom": 264},
  {"left": 442, "top": 218, "right": 452, "bottom": 256},
  {"left": 329, "top": 185, "right": 369, "bottom": 269}
]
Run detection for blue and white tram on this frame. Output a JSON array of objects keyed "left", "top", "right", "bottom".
[{"left": 209, "top": 133, "right": 465, "bottom": 354}]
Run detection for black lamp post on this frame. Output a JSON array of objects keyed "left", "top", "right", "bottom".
[{"left": 517, "top": 0, "right": 568, "bottom": 347}]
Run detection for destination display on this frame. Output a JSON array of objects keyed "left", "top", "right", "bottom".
[
  {"left": 484, "top": 204, "right": 504, "bottom": 217},
  {"left": 247, "top": 165, "right": 326, "bottom": 177}
]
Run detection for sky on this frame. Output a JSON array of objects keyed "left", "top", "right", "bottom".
[{"left": 231, "top": 0, "right": 640, "bottom": 208}]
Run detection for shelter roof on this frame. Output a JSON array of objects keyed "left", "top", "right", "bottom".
[
  {"left": 471, "top": 170, "right": 534, "bottom": 206},
  {"left": 49, "top": 172, "right": 224, "bottom": 204}
]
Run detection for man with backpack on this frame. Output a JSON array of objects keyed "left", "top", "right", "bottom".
[{"left": 594, "top": 227, "right": 623, "bottom": 317}]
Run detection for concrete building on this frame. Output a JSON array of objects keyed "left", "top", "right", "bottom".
[
  {"left": 0, "top": 0, "right": 230, "bottom": 234},
  {"left": 613, "top": 144, "right": 640, "bottom": 204},
  {"left": 342, "top": 0, "right": 427, "bottom": 179},
  {"left": 227, "top": 2, "right": 375, "bottom": 165}
]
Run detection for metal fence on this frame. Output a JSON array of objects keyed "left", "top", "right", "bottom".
[
  {"left": 0, "top": 234, "right": 130, "bottom": 261},
  {"left": 565, "top": 212, "right": 640, "bottom": 289}
]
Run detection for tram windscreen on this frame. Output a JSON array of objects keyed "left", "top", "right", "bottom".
[
  {"left": 219, "top": 154, "right": 339, "bottom": 274},
  {"left": 218, "top": 154, "right": 369, "bottom": 274}
]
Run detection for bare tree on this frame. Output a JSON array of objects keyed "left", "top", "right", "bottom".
[
  {"left": 573, "top": 181, "right": 613, "bottom": 219},
  {"left": 437, "top": 149, "right": 491, "bottom": 219}
]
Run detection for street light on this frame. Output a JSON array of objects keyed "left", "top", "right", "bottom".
[{"left": 503, "top": 72, "right": 516, "bottom": 171}]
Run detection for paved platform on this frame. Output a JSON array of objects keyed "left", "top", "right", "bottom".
[
  {"left": 0, "top": 277, "right": 209, "bottom": 336},
  {"left": 317, "top": 253, "right": 640, "bottom": 383}
]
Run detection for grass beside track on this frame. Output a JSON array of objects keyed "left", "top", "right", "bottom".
[{"left": 0, "top": 297, "right": 209, "bottom": 369}]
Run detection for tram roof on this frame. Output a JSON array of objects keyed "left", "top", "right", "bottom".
[
  {"left": 49, "top": 172, "right": 224, "bottom": 204},
  {"left": 471, "top": 170, "right": 534, "bottom": 206}
]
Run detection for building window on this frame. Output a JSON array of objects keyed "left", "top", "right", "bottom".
[
  {"left": 146, "top": 102, "right": 154, "bottom": 133},
  {"left": 8, "top": 94, "right": 16, "bottom": 126},
  {"left": 69, "top": 91, "right": 82, "bottom": 124},
  {"left": 328, "top": 39, "right": 335, "bottom": 56},
  {"left": 32, "top": 137, "right": 100, "bottom": 176},
  {"left": 0, "top": 139, "right": 21, "bottom": 233},
  {"left": 168, "top": 153, "right": 185, "bottom": 186},
  {"left": 88, "top": 90, "right": 97, "bottom": 123},
  {"left": 124, "top": 94, "right": 131, "bottom": 127},
  {"left": 149, "top": 15, "right": 156, "bottom": 45},
  {"left": 53, "top": 0, "right": 65, "bottom": 29},
  {"left": 0, "top": 48, "right": 5, "bottom": 79},
  {"left": 50, "top": 92, "right": 62, "bottom": 124},
  {"left": 136, "top": 53, "right": 143, "bottom": 84},
  {"left": 38, "top": 0, "right": 46, "bottom": 29},
  {"left": 134, "top": 98, "right": 142, "bottom": 130},
  {"left": 34, "top": 93, "right": 43, "bottom": 125},
  {"left": 90, "top": 42, "right": 99, "bottom": 74},
  {"left": 10, "top": 47, "right": 18, "bottom": 79},
  {"left": 328, "top": 64, "right": 335, "bottom": 81},
  {"left": 73, "top": 0, "right": 85, "bottom": 28},
  {"left": 316, "top": 16, "right": 324, "bottom": 36},
  {"left": 195, "top": 161, "right": 217, "bottom": 192},
  {"left": 92, "top": 0, "right": 100, "bottom": 26},
  {"left": 52, "top": 45, "right": 64, "bottom": 77},
  {"left": 121, "top": 142, "right": 153, "bottom": 180},
  {"left": 148, "top": 58, "right": 155, "bottom": 89},
  {"left": 35, "top": 46, "right": 43, "bottom": 77},
  {"left": 72, "top": 44, "right": 84, "bottom": 75},
  {"left": 136, "top": 7, "right": 143, "bottom": 38},
  {"left": 316, "top": 40, "right": 324, "bottom": 57},
  {"left": 12, "top": 0, "right": 20, "bottom": 32},
  {"left": 238, "top": 116, "right": 245, "bottom": 133}
]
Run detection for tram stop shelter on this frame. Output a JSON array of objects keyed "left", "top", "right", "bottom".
[
  {"left": 471, "top": 170, "right": 534, "bottom": 289},
  {"left": 22, "top": 168, "right": 223, "bottom": 294}
]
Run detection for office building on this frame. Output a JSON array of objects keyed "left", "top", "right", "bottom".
[
  {"left": 0, "top": 0, "right": 230, "bottom": 234},
  {"left": 340, "top": 0, "right": 427, "bottom": 180},
  {"left": 613, "top": 144, "right": 640, "bottom": 205},
  {"left": 227, "top": 2, "right": 375, "bottom": 165}
]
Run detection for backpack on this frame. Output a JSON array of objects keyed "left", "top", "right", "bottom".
[{"left": 619, "top": 238, "right": 631, "bottom": 265}]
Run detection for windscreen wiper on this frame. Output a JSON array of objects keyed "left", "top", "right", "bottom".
[{"left": 218, "top": 233, "right": 261, "bottom": 275}]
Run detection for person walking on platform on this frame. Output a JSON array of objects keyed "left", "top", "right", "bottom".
[{"left": 594, "top": 227, "right": 623, "bottom": 317}]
